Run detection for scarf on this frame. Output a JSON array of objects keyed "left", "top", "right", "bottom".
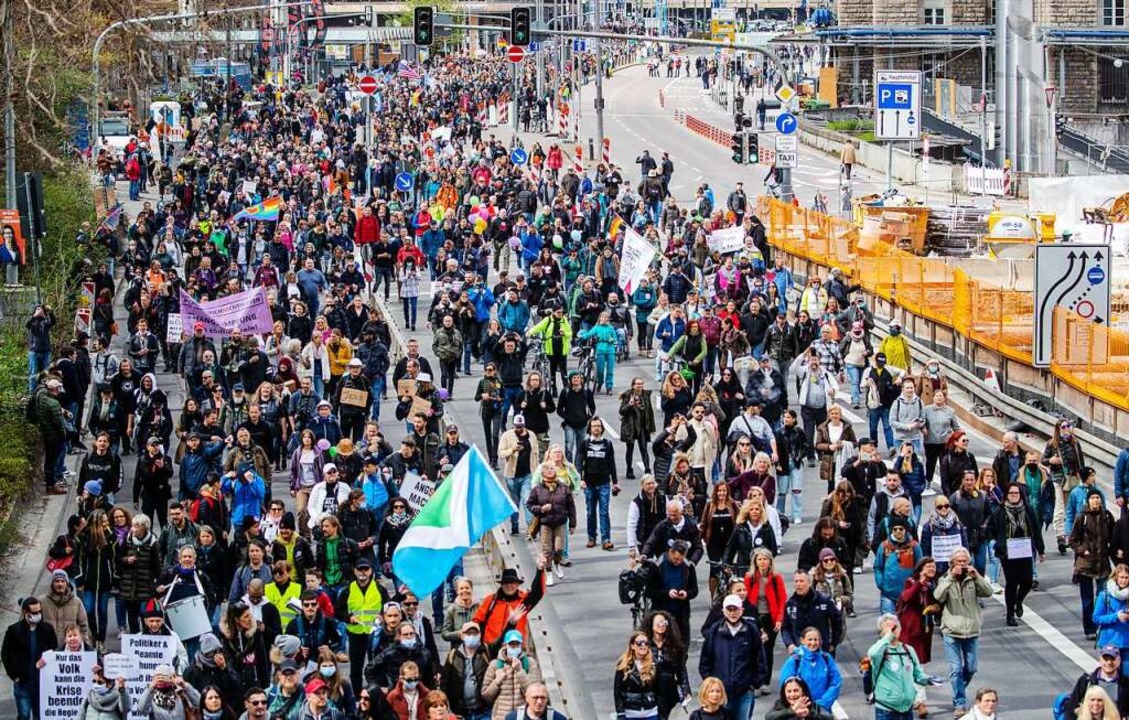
[
  {"left": 1003, "top": 501, "right": 1028, "bottom": 536},
  {"left": 151, "top": 687, "right": 178, "bottom": 711},
  {"left": 1106, "top": 578, "right": 1129, "bottom": 602},
  {"left": 929, "top": 510, "right": 958, "bottom": 531}
]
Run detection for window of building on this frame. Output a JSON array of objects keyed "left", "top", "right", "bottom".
[
  {"left": 924, "top": 0, "right": 947, "bottom": 24},
  {"left": 1104, "top": 0, "right": 1127, "bottom": 26}
]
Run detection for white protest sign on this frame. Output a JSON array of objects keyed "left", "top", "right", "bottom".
[
  {"left": 618, "top": 226, "right": 657, "bottom": 296},
  {"left": 166, "top": 313, "right": 184, "bottom": 343},
  {"left": 930, "top": 533, "right": 964, "bottom": 562},
  {"left": 709, "top": 225, "right": 746, "bottom": 254},
  {"left": 103, "top": 653, "right": 140, "bottom": 680},
  {"left": 400, "top": 471, "right": 436, "bottom": 513},
  {"left": 39, "top": 650, "right": 96, "bottom": 720},
  {"left": 121, "top": 634, "right": 176, "bottom": 720},
  {"left": 242, "top": 179, "right": 258, "bottom": 197}
]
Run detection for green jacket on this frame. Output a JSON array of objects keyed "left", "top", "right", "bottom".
[
  {"left": 933, "top": 570, "right": 993, "bottom": 638},
  {"left": 669, "top": 333, "right": 708, "bottom": 364},
  {"left": 867, "top": 633, "right": 929, "bottom": 713},
  {"left": 432, "top": 326, "right": 463, "bottom": 362},
  {"left": 528, "top": 315, "right": 573, "bottom": 357},
  {"left": 36, "top": 389, "right": 67, "bottom": 443}
]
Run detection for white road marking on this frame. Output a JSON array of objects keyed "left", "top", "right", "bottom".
[
  {"left": 992, "top": 593, "right": 1095, "bottom": 673},
  {"left": 604, "top": 424, "right": 620, "bottom": 440}
]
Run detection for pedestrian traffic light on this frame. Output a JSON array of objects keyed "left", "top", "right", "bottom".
[
  {"left": 735, "top": 113, "right": 747, "bottom": 132},
  {"left": 414, "top": 6, "right": 434, "bottom": 46},
  {"left": 510, "top": 7, "right": 532, "bottom": 46},
  {"left": 734, "top": 95, "right": 744, "bottom": 114},
  {"left": 748, "top": 132, "right": 759, "bottom": 161},
  {"left": 731, "top": 132, "right": 746, "bottom": 164}
]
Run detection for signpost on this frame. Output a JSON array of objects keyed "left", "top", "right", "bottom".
[
  {"left": 510, "top": 147, "right": 528, "bottom": 166},
  {"left": 775, "top": 112, "right": 797, "bottom": 135},
  {"left": 1033, "top": 243, "right": 1111, "bottom": 367},
  {"left": 358, "top": 75, "right": 378, "bottom": 94},
  {"left": 874, "top": 70, "right": 922, "bottom": 140},
  {"left": 394, "top": 172, "right": 414, "bottom": 193},
  {"left": 506, "top": 45, "right": 526, "bottom": 63},
  {"left": 775, "top": 135, "right": 798, "bottom": 169}
]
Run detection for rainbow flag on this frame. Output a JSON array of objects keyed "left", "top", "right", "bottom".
[
  {"left": 607, "top": 214, "right": 625, "bottom": 239},
  {"left": 233, "top": 196, "right": 282, "bottom": 222}
]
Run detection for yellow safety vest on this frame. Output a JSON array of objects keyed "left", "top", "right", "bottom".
[
  {"left": 345, "top": 581, "right": 383, "bottom": 635},
  {"left": 264, "top": 581, "right": 302, "bottom": 628}
]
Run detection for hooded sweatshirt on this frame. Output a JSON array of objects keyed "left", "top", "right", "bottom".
[
  {"left": 42, "top": 576, "right": 92, "bottom": 645},
  {"left": 77, "top": 685, "right": 130, "bottom": 720}
]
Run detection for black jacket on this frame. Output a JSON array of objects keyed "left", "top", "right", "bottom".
[
  {"left": 1065, "top": 668, "right": 1129, "bottom": 719},
  {"left": 723, "top": 521, "right": 780, "bottom": 569},
  {"left": 440, "top": 647, "right": 490, "bottom": 717},
  {"left": 642, "top": 518, "right": 704, "bottom": 564},
  {"left": 781, "top": 590, "right": 842, "bottom": 651},
  {"left": 2, "top": 619, "right": 57, "bottom": 683},
  {"left": 699, "top": 617, "right": 767, "bottom": 700},
  {"left": 556, "top": 387, "right": 595, "bottom": 430}
]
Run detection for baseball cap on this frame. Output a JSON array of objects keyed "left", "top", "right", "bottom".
[
  {"left": 304, "top": 677, "right": 328, "bottom": 695},
  {"left": 1101, "top": 645, "right": 1120, "bottom": 659},
  {"left": 722, "top": 594, "right": 743, "bottom": 609},
  {"left": 348, "top": 358, "right": 363, "bottom": 367},
  {"left": 513, "top": 415, "right": 526, "bottom": 427},
  {"left": 503, "top": 629, "right": 523, "bottom": 645}
]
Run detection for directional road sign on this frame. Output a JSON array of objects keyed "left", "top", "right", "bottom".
[
  {"left": 506, "top": 45, "right": 526, "bottom": 63},
  {"left": 394, "top": 172, "right": 414, "bottom": 193},
  {"left": 529, "top": 41, "right": 540, "bottom": 52},
  {"left": 510, "top": 147, "right": 528, "bottom": 166},
  {"left": 776, "top": 112, "right": 797, "bottom": 135},
  {"left": 572, "top": 39, "right": 586, "bottom": 52},
  {"left": 1033, "top": 243, "right": 1111, "bottom": 366},
  {"left": 774, "top": 135, "right": 798, "bottom": 168},
  {"left": 358, "top": 75, "right": 378, "bottom": 95},
  {"left": 874, "top": 70, "right": 921, "bottom": 140}
]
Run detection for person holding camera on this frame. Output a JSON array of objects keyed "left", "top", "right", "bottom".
[{"left": 933, "top": 547, "right": 994, "bottom": 717}]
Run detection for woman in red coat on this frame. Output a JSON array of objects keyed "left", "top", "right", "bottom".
[
  {"left": 744, "top": 547, "right": 787, "bottom": 694},
  {"left": 898, "top": 556, "right": 940, "bottom": 717}
]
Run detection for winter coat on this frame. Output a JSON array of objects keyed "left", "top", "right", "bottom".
[
  {"left": 116, "top": 533, "right": 161, "bottom": 603},
  {"left": 527, "top": 482, "right": 576, "bottom": 529},
  {"left": 440, "top": 647, "right": 490, "bottom": 717},
  {"left": 919, "top": 513, "right": 967, "bottom": 573},
  {"left": 76, "top": 686, "right": 130, "bottom": 720},
  {"left": 1094, "top": 578, "right": 1129, "bottom": 650},
  {"left": 722, "top": 521, "right": 779, "bottom": 568},
  {"left": 1070, "top": 507, "right": 1115, "bottom": 579},
  {"left": 41, "top": 583, "right": 92, "bottom": 645},
  {"left": 866, "top": 634, "right": 928, "bottom": 714},
  {"left": 873, "top": 538, "right": 922, "bottom": 599},
  {"left": 699, "top": 617, "right": 767, "bottom": 700},
  {"left": 778, "top": 647, "right": 842, "bottom": 710},
  {"left": 815, "top": 422, "right": 857, "bottom": 484},
  {"left": 896, "top": 577, "right": 935, "bottom": 664},
  {"left": 482, "top": 652, "right": 542, "bottom": 720},
  {"left": 781, "top": 590, "right": 842, "bottom": 651},
  {"left": 933, "top": 570, "right": 993, "bottom": 638},
  {"left": 619, "top": 389, "right": 656, "bottom": 443}
]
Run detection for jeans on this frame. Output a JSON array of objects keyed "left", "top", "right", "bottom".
[
  {"left": 725, "top": 689, "right": 754, "bottom": 720},
  {"left": 430, "top": 559, "right": 464, "bottom": 625},
  {"left": 462, "top": 341, "right": 474, "bottom": 375},
  {"left": 1080, "top": 574, "right": 1101, "bottom": 636},
  {"left": 501, "top": 387, "right": 523, "bottom": 426},
  {"left": 624, "top": 436, "right": 651, "bottom": 475},
  {"left": 879, "top": 593, "right": 897, "bottom": 614},
  {"left": 482, "top": 412, "right": 502, "bottom": 464},
  {"left": 776, "top": 468, "right": 803, "bottom": 522},
  {"left": 83, "top": 588, "right": 112, "bottom": 642},
  {"left": 129, "top": 178, "right": 140, "bottom": 200},
  {"left": 507, "top": 475, "right": 532, "bottom": 531},
  {"left": 584, "top": 483, "right": 612, "bottom": 543},
  {"left": 846, "top": 365, "right": 864, "bottom": 405},
  {"left": 13, "top": 679, "right": 35, "bottom": 720},
  {"left": 401, "top": 296, "right": 418, "bottom": 328},
  {"left": 372, "top": 266, "right": 393, "bottom": 301},
  {"left": 800, "top": 405, "right": 827, "bottom": 460},
  {"left": 971, "top": 543, "right": 988, "bottom": 576},
  {"left": 704, "top": 345, "right": 719, "bottom": 378},
  {"left": 595, "top": 350, "right": 616, "bottom": 390},
  {"left": 439, "top": 358, "right": 457, "bottom": 396},
  {"left": 868, "top": 406, "right": 896, "bottom": 451},
  {"left": 369, "top": 376, "right": 386, "bottom": 421},
  {"left": 986, "top": 540, "right": 1000, "bottom": 583},
  {"left": 28, "top": 350, "right": 50, "bottom": 392},
  {"left": 563, "top": 424, "right": 585, "bottom": 468},
  {"left": 874, "top": 710, "right": 913, "bottom": 720},
  {"left": 943, "top": 635, "right": 979, "bottom": 710}
]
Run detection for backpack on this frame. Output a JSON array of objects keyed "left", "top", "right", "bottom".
[
  {"left": 25, "top": 389, "right": 42, "bottom": 424},
  {"left": 1052, "top": 692, "right": 1071, "bottom": 720}
]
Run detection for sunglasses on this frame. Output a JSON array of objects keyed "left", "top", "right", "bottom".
[
  {"left": 403, "top": 601, "right": 419, "bottom": 606},
  {"left": 633, "top": 639, "right": 649, "bottom": 646},
  {"left": 935, "top": 504, "right": 950, "bottom": 509},
  {"left": 248, "top": 700, "right": 268, "bottom": 706},
  {"left": 402, "top": 677, "right": 420, "bottom": 682}
]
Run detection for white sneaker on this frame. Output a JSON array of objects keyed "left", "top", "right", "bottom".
[
  {"left": 554, "top": 564, "right": 565, "bottom": 580},
  {"left": 545, "top": 571, "right": 555, "bottom": 587},
  {"left": 852, "top": 566, "right": 863, "bottom": 575}
]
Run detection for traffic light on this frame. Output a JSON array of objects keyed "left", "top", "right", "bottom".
[
  {"left": 734, "top": 95, "right": 744, "bottom": 115},
  {"left": 414, "top": 6, "right": 434, "bottom": 46},
  {"left": 748, "top": 133, "right": 759, "bottom": 162},
  {"left": 1055, "top": 113, "right": 1066, "bottom": 137},
  {"left": 732, "top": 132, "right": 747, "bottom": 164},
  {"left": 511, "top": 7, "right": 531, "bottom": 46}
]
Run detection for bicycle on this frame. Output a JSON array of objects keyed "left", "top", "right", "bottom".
[
  {"left": 529, "top": 343, "right": 551, "bottom": 382},
  {"left": 620, "top": 556, "right": 656, "bottom": 630},
  {"left": 571, "top": 340, "right": 597, "bottom": 390}
]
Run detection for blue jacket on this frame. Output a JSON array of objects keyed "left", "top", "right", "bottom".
[
  {"left": 655, "top": 315, "right": 686, "bottom": 353},
  {"left": 1094, "top": 580, "right": 1129, "bottom": 649},
  {"left": 1116, "top": 449, "right": 1129, "bottom": 501},
  {"left": 358, "top": 472, "right": 394, "bottom": 515},
  {"left": 468, "top": 286, "right": 496, "bottom": 323},
  {"left": 498, "top": 300, "right": 531, "bottom": 333},
  {"left": 896, "top": 455, "right": 928, "bottom": 498},
  {"left": 1066, "top": 484, "right": 1107, "bottom": 536},
  {"left": 873, "top": 539, "right": 923, "bottom": 598},
  {"left": 662, "top": 273, "right": 692, "bottom": 304},
  {"left": 632, "top": 286, "right": 658, "bottom": 326},
  {"left": 177, "top": 441, "right": 225, "bottom": 501},
  {"left": 778, "top": 647, "right": 842, "bottom": 710},
  {"left": 521, "top": 231, "right": 544, "bottom": 264},
  {"left": 579, "top": 323, "right": 619, "bottom": 354},
  {"left": 699, "top": 617, "right": 767, "bottom": 700},
  {"left": 919, "top": 519, "right": 968, "bottom": 572},
  {"left": 221, "top": 471, "right": 267, "bottom": 527},
  {"left": 421, "top": 229, "right": 445, "bottom": 259}
]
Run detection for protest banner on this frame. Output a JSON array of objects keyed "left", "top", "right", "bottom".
[
  {"left": 340, "top": 388, "right": 369, "bottom": 408},
  {"left": 618, "top": 227, "right": 656, "bottom": 296},
  {"left": 178, "top": 288, "right": 274, "bottom": 339},
  {"left": 400, "top": 471, "right": 435, "bottom": 513},
  {"left": 409, "top": 395, "right": 432, "bottom": 420},
  {"left": 121, "top": 634, "right": 176, "bottom": 720},
  {"left": 930, "top": 534, "right": 964, "bottom": 562},
  {"left": 166, "top": 313, "right": 184, "bottom": 344},
  {"left": 708, "top": 225, "right": 746, "bottom": 254},
  {"left": 242, "top": 179, "right": 258, "bottom": 196},
  {"left": 39, "top": 650, "right": 96, "bottom": 720},
  {"left": 102, "top": 653, "right": 140, "bottom": 680},
  {"left": 0, "top": 208, "right": 26, "bottom": 265},
  {"left": 397, "top": 379, "right": 418, "bottom": 398}
]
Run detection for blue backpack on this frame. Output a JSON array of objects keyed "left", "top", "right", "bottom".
[{"left": 1052, "top": 692, "right": 1070, "bottom": 720}]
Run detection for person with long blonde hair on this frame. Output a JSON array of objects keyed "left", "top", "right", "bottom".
[
  {"left": 1077, "top": 686, "right": 1120, "bottom": 720},
  {"left": 724, "top": 498, "right": 779, "bottom": 572},
  {"left": 613, "top": 632, "right": 660, "bottom": 720}
]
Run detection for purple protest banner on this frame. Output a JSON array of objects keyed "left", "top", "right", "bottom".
[{"left": 179, "top": 287, "right": 274, "bottom": 339}]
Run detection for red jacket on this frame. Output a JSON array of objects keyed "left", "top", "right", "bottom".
[
  {"left": 355, "top": 215, "right": 381, "bottom": 245},
  {"left": 387, "top": 683, "right": 432, "bottom": 720},
  {"left": 396, "top": 245, "right": 425, "bottom": 267},
  {"left": 744, "top": 571, "right": 787, "bottom": 624}
]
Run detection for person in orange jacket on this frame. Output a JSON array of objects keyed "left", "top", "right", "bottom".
[{"left": 472, "top": 558, "right": 547, "bottom": 653}]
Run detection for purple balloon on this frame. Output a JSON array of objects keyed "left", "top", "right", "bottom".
[
  {"left": 316, "top": 439, "right": 331, "bottom": 452},
  {"left": 438, "top": 388, "right": 450, "bottom": 401}
]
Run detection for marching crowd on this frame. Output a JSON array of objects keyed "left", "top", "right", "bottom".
[{"left": 9, "top": 37, "right": 1129, "bottom": 720}]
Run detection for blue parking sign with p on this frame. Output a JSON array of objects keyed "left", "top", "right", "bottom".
[{"left": 878, "top": 84, "right": 913, "bottom": 110}]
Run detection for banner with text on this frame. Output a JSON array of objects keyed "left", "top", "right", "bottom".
[
  {"left": 708, "top": 225, "right": 746, "bottom": 254},
  {"left": 121, "top": 634, "right": 176, "bottom": 720},
  {"left": 618, "top": 227, "right": 657, "bottom": 296},
  {"left": 179, "top": 287, "right": 274, "bottom": 339},
  {"left": 39, "top": 650, "right": 96, "bottom": 720}
]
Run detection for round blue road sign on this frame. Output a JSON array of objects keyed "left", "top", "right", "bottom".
[
  {"left": 775, "top": 112, "right": 797, "bottom": 135},
  {"left": 1089, "top": 266, "right": 1106, "bottom": 285},
  {"left": 394, "top": 172, "right": 414, "bottom": 192},
  {"left": 511, "top": 148, "right": 528, "bottom": 166}
]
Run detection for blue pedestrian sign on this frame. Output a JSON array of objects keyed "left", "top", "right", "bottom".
[
  {"left": 510, "top": 148, "right": 528, "bottom": 166},
  {"left": 572, "top": 39, "right": 586, "bottom": 52},
  {"left": 530, "top": 41, "right": 540, "bottom": 52},
  {"left": 394, "top": 172, "right": 414, "bottom": 193},
  {"left": 776, "top": 112, "right": 798, "bottom": 135}
]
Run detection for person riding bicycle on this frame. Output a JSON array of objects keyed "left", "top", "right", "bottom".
[
  {"left": 667, "top": 319, "right": 709, "bottom": 395},
  {"left": 527, "top": 306, "right": 573, "bottom": 394},
  {"left": 605, "top": 293, "right": 633, "bottom": 360},
  {"left": 577, "top": 311, "right": 619, "bottom": 396}
]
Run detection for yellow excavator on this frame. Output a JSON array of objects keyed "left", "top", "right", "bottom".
[{"left": 1083, "top": 192, "right": 1129, "bottom": 224}]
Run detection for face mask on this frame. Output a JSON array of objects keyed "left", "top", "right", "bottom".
[
  {"left": 27, "top": 613, "right": 41, "bottom": 625},
  {"left": 400, "top": 637, "right": 417, "bottom": 649},
  {"left": 96, "top": 684, "right": 115, "bottom": 696},
  {"left": 155, "top": 681, "right": 175, "bottom": 691},
  {"left": 319, "top": 666, "right": 336, "bottom": 678},
  {"left": 507, "top": 646, "right": 523, "bottom": 659},
  {"left": 393, "top": 512, "right": 407, "bottom": 522},
  {"left": 890, "top": 328, "right": 901, "bottom": 336},
  {"left": 927, "top": 367, "right": 939, "bottom": 376},
  {"left": 403, "top": 680, "right": 419, "bottom": 691},
  {"left": 463, "top": 635, "right": 481, "bottom": 650}
]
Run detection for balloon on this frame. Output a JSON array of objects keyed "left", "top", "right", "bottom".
[
  {"left": 469, "top": 195, "right": 480, "bottom": 207},
  {"left": 474, "top": 217, "right": 487, "bottom": 234},
  {"left": 552, "top": 234, "right": 564, "bottom": 250},
  {"left": 328, "top": 447, "right": 337, "bottom": 458},
  {"left": 570, "top": 229, "right": 582, "bottom": 243},
  {"left": 316, "top": 439, "right": 330, "bottom": 452},
  {"left": 437, "top": 388, "right": 450, "bottom": 401}
]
